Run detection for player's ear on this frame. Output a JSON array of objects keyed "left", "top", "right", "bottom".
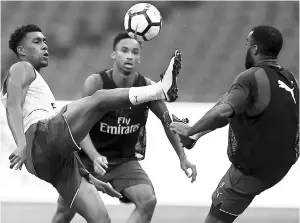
[
  {"left": 17, "top": 46, "right": 25, "bottom": 57},
  {"left": 111, "top": 51, "right": 116, "bottom": 60},
  {"left": 253, "top": 45, "right": 258, "bottom": 56}
]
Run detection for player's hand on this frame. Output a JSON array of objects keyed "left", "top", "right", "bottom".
[
  {"left": 169, "top": 122, "right": 191, "bottom": 136},
  {"left": 179, "top": 135, "right": 197, "bottom": 150},
  {"left": 180, "top": 158, "right": 197, "bottom": 183},
  {"left": 166, "top": 114, "right": 196, "bottom": 149},
  {"left": 93, "top": 155, "right": 108, "bottom": 176},
  {"left": 9, "top": 143, "right": 27, "bottom": 170},
  {"left": 90, "top": 175, "right": 122, "bottom": 198}
]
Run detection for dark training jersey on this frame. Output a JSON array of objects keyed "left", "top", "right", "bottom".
[
  {"left": 82, "top": 70, "right": 149, "bottom": 162},
  {"left": 221, "top": 61, "right": 299, "bottom": 184}
]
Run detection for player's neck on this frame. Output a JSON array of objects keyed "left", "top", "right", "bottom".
[
  {"left": 111, "top": 67, "right": 137, "bottom": 88},
  {"left": 23, "top": 60, "right": 42, "bottom": 73},
  {"left": 257, "top": 56, "right": 278, "bottom": 65}
]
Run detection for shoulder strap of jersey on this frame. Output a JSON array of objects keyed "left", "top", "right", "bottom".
[
  {"left": 257, "top": 63, "right": 295, "bottom": 87},
  {"left": 98, "top": 69, "right": 110, "bottom": 83},
  {"left": 135, "top": 72, "right": 147, "bottom": 87}
]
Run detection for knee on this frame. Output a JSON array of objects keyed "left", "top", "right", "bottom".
[
  {"left": 51, "top": 207, "right": 75, "bottom": 223},
  {"left": 137, "top": 194, "right": 157, "bottom": 212}
]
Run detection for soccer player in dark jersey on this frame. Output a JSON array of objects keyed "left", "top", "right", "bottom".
[
  {"left": 51, "top": 31, "right": 197, "bottom": 223},
  {"left": 3, "top": 24, "right": 182, "bottom": 223},
  {"left": 170, "top": 25, "right": 299, "bottom": 223}
]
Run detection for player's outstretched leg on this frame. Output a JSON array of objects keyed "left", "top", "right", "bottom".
[{"left": 62, "top": 50, "right": 182, "bottom": 145}]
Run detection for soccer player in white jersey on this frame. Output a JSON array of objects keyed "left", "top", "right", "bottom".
[{"left": 2, "top": 24, "right": 182, "bottom": 223}]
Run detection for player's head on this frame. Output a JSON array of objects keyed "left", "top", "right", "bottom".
[
  {"left": 111, "top": 31, "right": 141, "bottom": 76},
  {"left": 245, "top": 25, "right": 283, "bottom": 69},
  {"left": 9, "top": 24, "right": 49, "bottom": 71}
]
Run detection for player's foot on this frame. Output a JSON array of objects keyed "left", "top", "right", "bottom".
[{"left": 160, "top": 50, "right": 182, "bottom": 102}]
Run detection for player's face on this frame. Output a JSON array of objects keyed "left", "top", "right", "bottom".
[
  {"left": 245, "top": 31, "right": 255, "bottom": 69},
  {"left": 113, "top": 38, "right": 141, "bottom": 75},
  {"left": 19, "top": 32, "right": 49, "bottom": 70}
]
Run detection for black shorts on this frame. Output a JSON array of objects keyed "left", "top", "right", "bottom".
[
  {"left": 80, "top": 156, "right": 153, "bottom": 203},
  {"left": 211, "top": 164, "right": 269, "bottom": 217},
  {"left": 25, "top": 106, "right": 83, "bottom": 208}
]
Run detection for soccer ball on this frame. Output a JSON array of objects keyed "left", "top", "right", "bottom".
[{"left": 124, "top": 3, "right": 162, "bottom": 42}]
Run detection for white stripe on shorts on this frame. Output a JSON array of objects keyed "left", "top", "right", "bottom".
[
  {"left": 62, "top": 116, "right": 81, "bottom": 151},
  {"left": 219, "top": 208, "right": 239, "bottom": 217}
]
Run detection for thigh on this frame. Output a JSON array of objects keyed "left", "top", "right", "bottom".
[
  {"left": 62, "top": 89, "right": 131, "bottom": 145},
  {"left": 52, "top": 153, "right": 83, "bottom": 208},
  {"left": 211, "top": 165, "right": 266, "bottom": 216},
  {"left": 109, "top": 160, "right": 154, "bottom": 203},
  {"left": 62, "top": 99, "right": 107, "bottom": 145},
  {"left": 29, "top": 115, "right": 83, "bottom": 197},
  {"left": 33, "top": 107, "right": 80, "bottom": 168},
  {"left": 72, "top": 177, "right": 110, "bottom": 223}
]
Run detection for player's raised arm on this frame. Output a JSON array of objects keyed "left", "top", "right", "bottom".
[
  {"left": 79, "top": 73, "right": 108, "bottom": 175},
  {"left": 7, "top": 61, "right": 36, "bottom": 170}
]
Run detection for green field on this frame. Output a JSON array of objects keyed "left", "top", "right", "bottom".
[{"left": 1, "top": 202, "right": 299, "bottom": 223}]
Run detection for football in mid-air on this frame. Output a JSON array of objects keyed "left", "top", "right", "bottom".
[{"left": 124, "top": 3, "right": 162, "bottom": 42}]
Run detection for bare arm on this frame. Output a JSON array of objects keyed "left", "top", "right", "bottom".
[
  {"left": 79, "top": 73, "right": 108, "bottom": 175},
  {"left": 192, "top": 130, "right": 212, "bottom": 140},
  {"left": 146, "top": 77, "right": 197, "bottom": 182},
  {"left": 149, "top": 100, "right": 187, "bottom": 161},
  {"left": 189, "top": 93, "right": 230, "bottom": 139},
  {"left": 145, "top": 77, "right": 186, "bottom": 160},
  {"left": 171, "top": 69, "right": 254, "bottom": 137},
  {"left": 187, "top": 103, "right": 233, "bottom": 136},
  {"left": 6, "top": 62, "right": 35, "bottom": 148},
  {"left": 6, "top": 62, "right": 36, "bottom": 170},
  {"left": 80, "top": 73, "right": 104, "bottom": 161},
  {"left": 149, "top": 99, "right": 198, "bottom": 182}
]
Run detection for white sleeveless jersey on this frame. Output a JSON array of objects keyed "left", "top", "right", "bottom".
[{"left": 1, "top": 69, "right": 58, "bottom": 133}]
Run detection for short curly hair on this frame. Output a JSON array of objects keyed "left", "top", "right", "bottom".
[
  {"left": 9, "top": 24, "right": 42, "bottom": 56},
  {"left": 250, "top": 25, "right": 283, "bottom": 58},
  {"left": 113, "top": 31, "right": 141, "bottom": 50}
]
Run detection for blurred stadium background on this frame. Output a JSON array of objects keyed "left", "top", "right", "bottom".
[
  {"left": 1, "top": 1, "right": 299, "bottom": 223},
  {"left": 1, "top": 1, "right": 299, "bottom": 101}
]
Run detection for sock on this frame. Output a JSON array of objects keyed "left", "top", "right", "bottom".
[{"left": 129, "top": 82, "right": 166, "bottom": 105}]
